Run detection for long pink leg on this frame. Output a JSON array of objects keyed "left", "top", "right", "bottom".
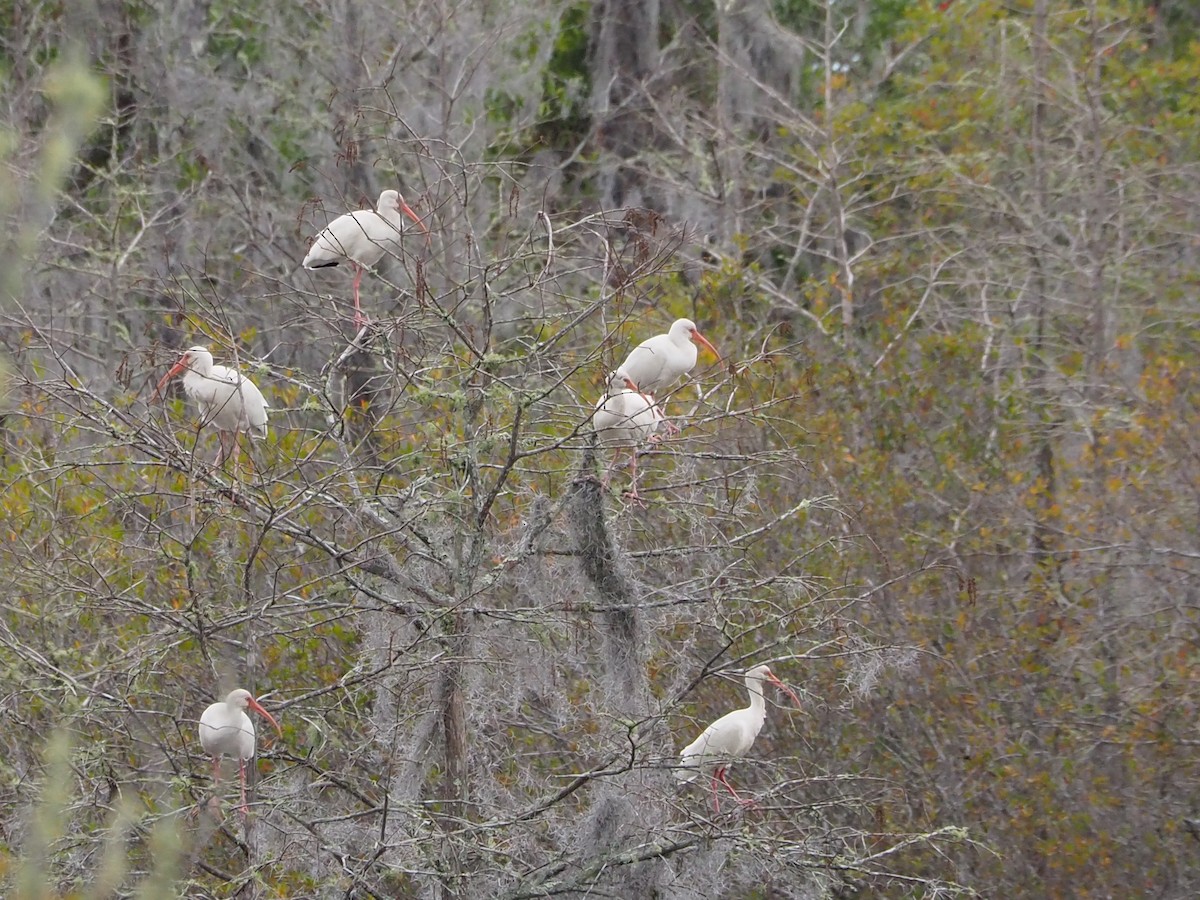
[
  {"left": 716, "top": 767, "right": 753, "bottom": 807},
  {"left": 208, "top": 756, "right": 224, "bottom": 817},
  {"left": 351, "top": 264, "right": 368, "bottom": 328},
  {"left": 231, "top": 435, "right": 242, "bottom": 488},
  {"left": 661, "top": 400, "right": 680, "bottom": 436},
  {"left": 239, "top": 758, "right": 249, "bottom": 816},
  {"left": 599, "top": 452, "right": 618, "bottom": 487},
  {"left": 622, "top": 449, "right": 644, "bottom": 505}
]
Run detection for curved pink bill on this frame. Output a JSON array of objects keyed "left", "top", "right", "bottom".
[
  {"left": 766, "top": 672, "right": 802, "bottom": 708},
  {"left": 398, "top": 197, "right": 431, "bottom": 245},
  {"left": 247, "top": 697, "right": 283, "bottom": 737},
  {"left": 151, "top": 357, "right": 190, "bottom": 401},
  {"left": 692, "top": 329, "right": 721, "bottom": 363}
]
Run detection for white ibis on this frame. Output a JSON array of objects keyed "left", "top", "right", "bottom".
[
  {"left": 618, "top": 318, "right": 720, "bottom": 432},
  {"left": 153, "top": 346, "right": 268, "bottom": 467},
  {"left": 302, "top": 189, "right": 429, "bottom": 327},
  {"left": 677, "top": 664, "right": 801, "bottom": 811},
  {"left": 198, "top": 689, "right": 282, "bottom": 814},
  {"left": 619, "top": 318, "right": 720, "bottom": 396},
  {"left": 593, "top": 367, "right": 663, "bottom": 503}
]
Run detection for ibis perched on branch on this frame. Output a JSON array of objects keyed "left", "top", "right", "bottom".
[
  {"left": 303, "top": 189, "right": 429, "bottom": 327},
  {"left": 618, "top": 318, "right": 720, "bottom": 431},
  {"left": 198, "top": 688, "right": 282, "bottom": 815},
  {"left": 593, "top": 367, "right": 663, "bottom": 503},
  {"left": 678, "top": 665, "right": 800, "bottom": 811},
  {"left": 153, "top": 346, "right": 268, "bottom": 467}
]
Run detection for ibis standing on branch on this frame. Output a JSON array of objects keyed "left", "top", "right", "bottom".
[
  {"left": 618, "top": 318, "right": 720, "bottom": 431},
  {"left": 198, "top": 688, "right": 282, "bottom": 815},
  {"left": 302, "top": 189, "right": 429, "bottom": 327},
  {"left": 153, "top": 346, "right": 268, "bottom": 467},
  {"left": 677, "top": 664, "right": 801, "bottom": 811},
  {"left": 593, "top": 366, "right": 663, "bottom": 503}
]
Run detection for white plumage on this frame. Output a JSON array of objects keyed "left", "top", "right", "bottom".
[
  {"left": 618, "top": 318, "right": 720, "bottom": 398},
  {"left": 593, "top": 367, "right": 663, "bottom": 503},
  {"left": 303, "top": 189, "right": 428, "bottom": 326},
  {"left": 154, "top": 346, "right": 268, "bottom": 466},
  {"left": 678, "top": 664, "right": 800, "bottom": 811},
  {"left": 198, "top": 688, "right": 281, "bottom": 814}
]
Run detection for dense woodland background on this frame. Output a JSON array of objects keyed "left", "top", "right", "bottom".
[{"left": 1, "top": 0, "right": 1199, "bottom": 896}]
